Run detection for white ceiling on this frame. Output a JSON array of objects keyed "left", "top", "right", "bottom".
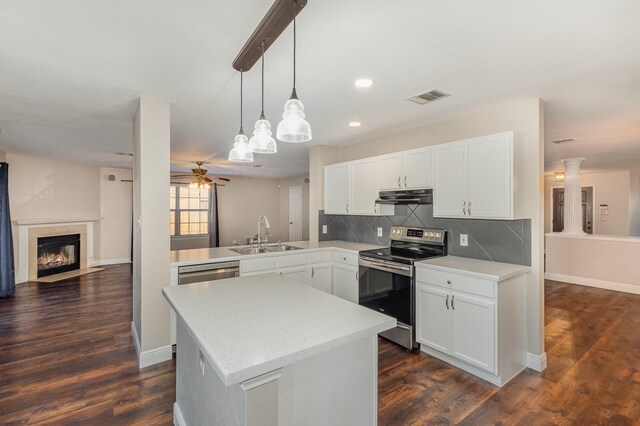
[{"left": 0, "top": 1, "right": 639, "bottom": 177}]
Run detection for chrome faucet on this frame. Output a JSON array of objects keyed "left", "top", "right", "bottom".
[{"left": 257, "top": 215, "right": 271, "bottom": 248}]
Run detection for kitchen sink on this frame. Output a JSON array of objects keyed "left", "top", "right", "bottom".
[{"left": 229, "top": 245, "right": 302, "bottom": 255}]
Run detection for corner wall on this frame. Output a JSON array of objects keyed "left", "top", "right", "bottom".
[{"left": 629, "top": 168, "right": 640, "bottom": 237}]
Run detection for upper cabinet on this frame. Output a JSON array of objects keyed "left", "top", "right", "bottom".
[
  {"left": 379, "top": 148, "right": 432, "bottom": 190},
  {"left": 324, "top": 160, "right": 394, "bottom": 216},
  {"left": 433, "top": 132, "right": 513, "bottom": 219}
]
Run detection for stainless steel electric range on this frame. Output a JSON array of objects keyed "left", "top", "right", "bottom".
[{"left": 358, "top": 226, "right": 447, "bottom": 350}]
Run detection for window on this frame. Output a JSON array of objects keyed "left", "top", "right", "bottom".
[{"left": 170, "top": 185, "right": 210, "bottom": 236}]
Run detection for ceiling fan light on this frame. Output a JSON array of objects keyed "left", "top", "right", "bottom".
[
  {"left": 229, "top": 132, "right": 254, "bottom": 162},
  {"left": 248, "top": 118, "right": 277, "bottom": 153},
  {"left": 277, "top": 97, "right": 311, "bottom": 142}
]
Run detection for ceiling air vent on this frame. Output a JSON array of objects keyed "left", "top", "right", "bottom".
[
  {"left": 407, "top": 89, "right": 450, "bottom": 105},
  {"left": 551, "top": 138, "right": 578, "bottom": 145}
]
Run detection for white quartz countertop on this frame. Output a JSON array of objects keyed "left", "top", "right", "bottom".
[
  {"left": 416, "top": 256, "right": 530, "bottom": 281},
  {"left": 163, "top": 273, "right": 396, "bottom": 386},
  {"left": 170, "top": 240, "right": 383, "bottom": 266}
]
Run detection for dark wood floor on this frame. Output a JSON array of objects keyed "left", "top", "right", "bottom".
[{"left": 1, "top": 266, "right": 639, "bottom": 425}]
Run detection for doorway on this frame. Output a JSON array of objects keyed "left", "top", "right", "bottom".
[
  {"left": 551, "top": 186, "right": 594, "bottom": 234},
  {"left": 289, "top": 186, "right": 302, "bottom": 241}
]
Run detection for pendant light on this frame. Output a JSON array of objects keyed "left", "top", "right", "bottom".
[
  {"left": 276, "top": 0, "right": 311, "bottom": 143},
  {"left": 248, "top": 42, "right": 277, "bottom": 154},
  {"left": 229, "top": 70, "right": 254, "bottom": 163}
]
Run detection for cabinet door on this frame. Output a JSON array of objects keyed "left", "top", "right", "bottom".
[
  {"left": 450, "top": 292, "right": 496, "bottom": 373},
  {"left": 350, "top": 158, "right": 379, "bottom": 215},
  {"left": 467, "top": 132, "right": 513, "bottom": 219},
  {"left": 332, "top": 263, "right": 358, "bottom": 303},
  {"left": 309, "top": 262, "right": 332, "bottom": 293},
  {"left": 324, "top": 163, "right": 350, "bottom": 215},
  {"left": 433, "top": 141, "right": 468, "bottom": 217},
  {"left": 403, "top": 148, "right": 432, "bottom": 188},
  {"left": 279, "top": 266, "right": 308, "bottom": 285},
  {"left": 379, "top": 154, "right": 403, "bottom": 190},
  {"left": 416, "top": 284, "right": 451, "bottom": 354}
]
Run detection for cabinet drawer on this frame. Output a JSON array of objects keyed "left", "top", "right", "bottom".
[
  {"left": 241, "top": 257, "right": 278, "bottom": 274},
  {"left": 308, "top": 250, "right": 332, "bottom": 264},
  {"left": 277, "top": 253, "right": 309, "bottom": 268},
  {"left": 416, "top": 268, "right": 495, "bottom": 299},
  {"left": 332, "top": 250, "right": 358, "bottom": 265}
]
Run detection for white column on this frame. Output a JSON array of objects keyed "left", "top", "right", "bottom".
[{"left": 561, "top": 157, "right": 585, "bottom": 235}]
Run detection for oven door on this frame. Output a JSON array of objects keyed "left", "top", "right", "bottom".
[{"left": 358, "top": 256, "right": 414, "bottom": 329}]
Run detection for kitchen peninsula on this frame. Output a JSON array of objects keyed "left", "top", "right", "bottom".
[{"left": 163, "top": 273, "right": 395, "bottom": 426}]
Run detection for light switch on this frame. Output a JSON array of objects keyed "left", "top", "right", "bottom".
[
  {"left": 460, "top": 234, "right": 468, "bottom": 246},
  {"left": 322, "top": 225, "right": 328, "bottom": 234},
  {"left": 377, "top": 227, "right": 383, "bottom": 237}
]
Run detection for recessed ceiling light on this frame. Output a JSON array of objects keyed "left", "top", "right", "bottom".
[
  {"left": 349, "top": 121, "right": 362, "bottom": 127},
  {"left": 354, "top": 78, "right": 373, "bottom": 88}
]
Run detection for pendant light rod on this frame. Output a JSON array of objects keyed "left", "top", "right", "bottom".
[
  {"left": 260, "top": 42, "right": 265, "bottom": 117},
  {"left": 291, "top": 1, "right": 297, "bottom": 97},
  {"left": 239, "top": 69, "right": 244, "bottom": 133},
  {"left": 232, "top": 0, "right": 308, "bottom": 72}
]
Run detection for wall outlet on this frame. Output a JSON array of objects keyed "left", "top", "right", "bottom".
[
  {"left": 460, "top": 234, "right": 468, "bottom": 246},
  {"left": 377, "top": 227, "right": 383, "bottom": 237},
  {"left": 322, "top": 225, "right": 328, "bottom": 234}
]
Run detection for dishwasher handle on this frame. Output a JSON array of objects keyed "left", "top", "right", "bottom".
[{"left": 178, "top": 267, "right": 239, "bottom": 285}]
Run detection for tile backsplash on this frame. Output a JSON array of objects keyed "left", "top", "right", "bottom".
[{"left": 319, "top": 204, "right": 531, "bottom": 266}]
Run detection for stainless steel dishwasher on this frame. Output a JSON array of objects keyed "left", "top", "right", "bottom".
[{"left": 178, "top": 261, "right": 240, "bottom": 285}]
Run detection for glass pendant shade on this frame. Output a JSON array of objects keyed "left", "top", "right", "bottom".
[
  {"left": 277, "top": 93, "right": 311, "bottom": 142},
  {"left": 248, "top": 117, "right": 277, "bottom": 154},
  {"left": 229, "top": 132, "right": 254, "bottom": 162}
]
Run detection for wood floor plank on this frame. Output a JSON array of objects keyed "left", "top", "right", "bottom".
[{"left": 1, "top": 267, "right": 638, "bottom": 424}]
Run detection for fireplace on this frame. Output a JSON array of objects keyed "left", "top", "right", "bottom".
[{"left": 37, "top": 234, "right": 81, "bottom": 278}]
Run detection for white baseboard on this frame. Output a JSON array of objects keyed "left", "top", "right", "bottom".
[
  {"left": 130, "top": 321, "right": 172, "bottom": 368},
  {"left": 92, "top": 258, "right": 132, "bottom": 267},
  {"left": 526, "top": 351, "right": 547, "bottom": 372},
  {"left": 545, "top": 272, "right": 640, "bottom": 295},
  {"left": 174, "top": 402, "right": 186, "bottom": 426}
]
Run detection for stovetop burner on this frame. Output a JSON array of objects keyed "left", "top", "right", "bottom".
[{"left": 359, "top": 226, "right": 447, "bottom": 265}]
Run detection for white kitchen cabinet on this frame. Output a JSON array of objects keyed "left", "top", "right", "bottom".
[
  {"left": 433, "top": 132, "right": 513, "bottom": 219},
  {"left": 416, "top": 285, "right": 450, "bottom": 354},
  {"left": 333, "top": 263, "right": 359, "bottom": 304},
  {"left": 415, "top": 261, "right": 526, "bottom": 387},
  {"left": 350, "top": 158, "right": 381, "bottom": 215},
  {"left": 379, "top": 148, "right": 433, "bottom": 190},
  {"left": 309, "top": 262, "right": 332, "bottom": 293},
  {"left": 324, "top": 161, "right": 393, "bottom": 216},
  {"left": 324, "top": 163, "right": 350, "bottom": 215},
  {"left": 279, "top": 266, "right": 308, "bottom": 285}
]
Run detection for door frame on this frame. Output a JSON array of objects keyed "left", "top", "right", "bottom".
[
  {"left": 549, "top": 184, "right": 596, "bottom": 234},
  {"left": 288, "top": 185, "right": 303, "bottom": 241}
]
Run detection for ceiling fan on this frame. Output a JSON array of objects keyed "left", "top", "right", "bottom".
[{"left": 171, "top": 161, "right": 230, "bottom": 189}]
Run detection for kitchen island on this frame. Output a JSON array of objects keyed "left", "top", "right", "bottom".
[{"left": 163, "top": 273, "right": 395, "bottom": 426}]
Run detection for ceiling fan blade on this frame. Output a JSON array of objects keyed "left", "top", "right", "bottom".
[
  {"left": 215, "top": 177, "right": 231, "bottom": 182},
  {"left": 204, "top": 177, "right": 213, "bottom": 183}
]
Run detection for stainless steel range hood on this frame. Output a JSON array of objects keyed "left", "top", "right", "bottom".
[{"left": 375, "top": 188, "right": 433, "bottom": 205}]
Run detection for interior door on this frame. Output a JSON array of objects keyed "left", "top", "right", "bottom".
[
  {"left": 288, "top": 186, "right": 302, "bottom": 241},
  {"left": 552, "top": 187, "right": 593, "bottom": 234}
]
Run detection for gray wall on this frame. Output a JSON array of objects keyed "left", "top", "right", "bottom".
[{"left": 319, "top": 204, "right": 531, "bottom": 266}]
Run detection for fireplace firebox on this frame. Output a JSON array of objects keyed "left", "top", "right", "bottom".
[{"left": 37, "top": 234, "right": 81, "bottom": 278}]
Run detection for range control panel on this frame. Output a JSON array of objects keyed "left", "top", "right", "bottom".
[{"left": 390, "top": 226, "right": 446, "bottom": 245}]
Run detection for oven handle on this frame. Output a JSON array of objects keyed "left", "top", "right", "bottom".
[{"left": 358, "top": 257, "right": 413, "bottom": 277}]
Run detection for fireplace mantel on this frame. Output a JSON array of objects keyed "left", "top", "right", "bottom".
[
  {"left": 13, "top": 217, "right": 102, "bottom": 226},
  {"left": 15, "top": 219, "right": 99, "bottom": 283}
]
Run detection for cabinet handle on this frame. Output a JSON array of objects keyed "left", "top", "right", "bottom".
[
  {"left": 462, "top": 202, "right": 466, "bottom": 215},
  {"left": 311, "top": 267, "right": 315, "bottom": 278},
  {"left": 468, "top": 202, "right": 471, "bottom": 216},
  {"left": 451, "top": 295, "right": 455, "bottom": 310},
  {"left": 397, "top": 176, "right": 401, "bottom": 188},
  {"left": 374, "top": 203, "right": 377, "bottom": 214},
  {"left": 447, "top": 280, "right": 452, "bottom": 285},
  {"left": 346, "top": 203, "right": 349, "bottom": 213},
  {"left": 445, "top": 295, "right": 449, "bottom": 309},
  {"left": 404, "top": 176, "right": 407, "bottom": 187},
  {"left": 356, "top": 271, "right": 359, "bottom": 281}
]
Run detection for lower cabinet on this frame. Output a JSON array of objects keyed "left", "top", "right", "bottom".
[
  {"left": 309, "top": 262, "right": 332, "bottom": 293},
  {"left": 279, "top": 266, "right": 308, "bottom": 285},
  {"left": 416, "top": 265, "right": 526, "bottom": 387},
  {"left": 333, "top": 263, "right": 359, "bottom": 303}
]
